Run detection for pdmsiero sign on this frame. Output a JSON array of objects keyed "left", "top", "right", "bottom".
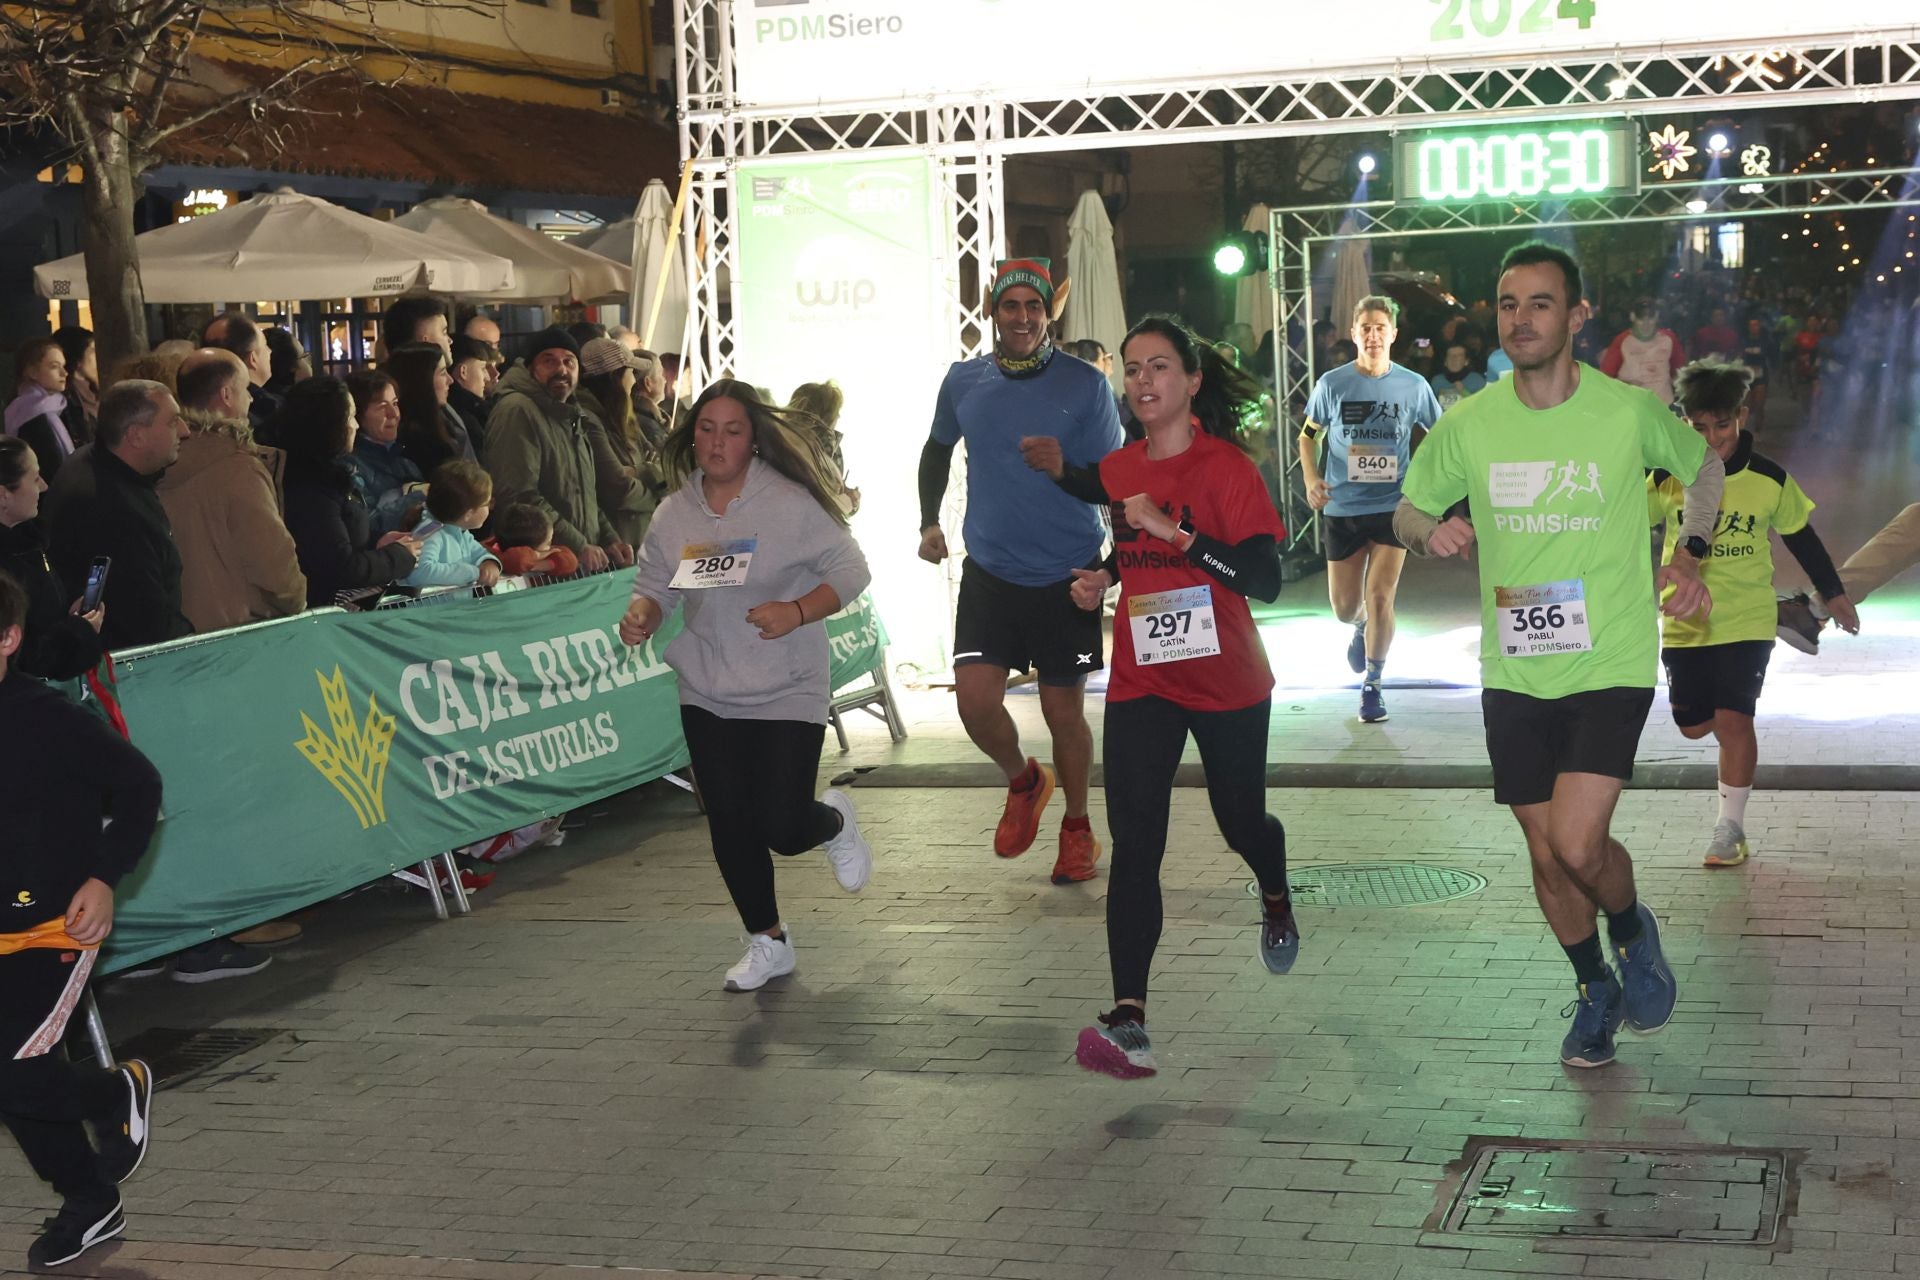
[{"left": 730, "top": 0, "right": 1919, "bottom": 109}]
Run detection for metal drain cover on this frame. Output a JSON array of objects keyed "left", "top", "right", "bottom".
[
  {"left": 106, "top": 1027, "right": 287, "bottom": 1090},
  {"left": 1429, "top": 1138, "right": 1795, "bottom": 1244},
  {"left": 1246, "top": 862, "right": 1487, "bottom": 907}
]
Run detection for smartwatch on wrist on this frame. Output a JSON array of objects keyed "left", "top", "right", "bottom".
[{"left": 1679, "top": 534, "right": 1709, "bottom": 561}]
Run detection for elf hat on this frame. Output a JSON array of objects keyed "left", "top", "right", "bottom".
[{"left": 984, "top": 257, "right": 1072, "bottom": 320}]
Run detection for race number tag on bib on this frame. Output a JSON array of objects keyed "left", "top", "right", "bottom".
[
  {"left": 670, "top": 538, "right": 756, "bottom": 590},
  {"left": 1128, "top": 585, "right": 1220, "bottom": 666},
  {"left": 1348, "top": 445, "right": 1400, "bottom": 484},
  {"left": 1495, "top": 578, "right": 1592, "bottom": 657}
]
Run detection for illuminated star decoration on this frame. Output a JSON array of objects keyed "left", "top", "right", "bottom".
[
  {"left": 1740, "top": 145, "right": 1773, "bottom": 178},
  {"left": 1647, "top": 124, "right": 1697, "bottom": 181}
]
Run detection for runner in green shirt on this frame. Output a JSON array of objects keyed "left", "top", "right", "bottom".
[
  {"left": 1394, "top": 242, "right": 1727, "bottom": 1071},
  {"left": 1650, "top": 357, "right": 1857, "bottom": 870}
]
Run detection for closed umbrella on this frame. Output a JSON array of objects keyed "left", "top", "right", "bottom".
[
  {"left": 629, "top": 179, "right": 690, "bottom": 354},
  {"left": 32, "top": 189, "right": 515, "bottom": 302},
  {"left": 392, "top": 197, "right": 631, "bottom": 303},
  {"left": 1062, "top": 190, "right": 1126, "bottom": 390},
  {"left": 1329, "top": 208, "right": 1374, "bottom": 346},
  {"left": 1232, "top": 202, "right": 1273, "bottom": 352}
]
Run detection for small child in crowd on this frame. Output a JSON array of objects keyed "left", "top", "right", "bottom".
[
  {"left": 486, "top": 502, "right": 580, "bottom": 578},
  {"left": 400, "top": 460, "right": 502, "bottom": 589}
]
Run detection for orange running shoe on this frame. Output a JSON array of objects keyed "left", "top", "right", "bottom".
[
  {"left": 993, "top": 758, "right": 1055, "bottom": 857},
  {"left": 1051, "top": 824, "right": 1102, "bottom": 884}
]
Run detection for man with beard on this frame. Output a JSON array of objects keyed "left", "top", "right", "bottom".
[
  {"left": 1394, "top": 242, "right": 1725, "bottom": 1071},
  {"left": 918, "top": 259, "right": 1123, "bottom": 885},
  {"left": 483, "top": 328, "right": 631, "bottom": 573}
]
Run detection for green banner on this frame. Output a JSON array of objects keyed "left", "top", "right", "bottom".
[
  {"left": 104, "top": 575, "right": 689, "bottom": 971},
  {"left": 99, "top": 581, "right": 894, "bottom": 971}
]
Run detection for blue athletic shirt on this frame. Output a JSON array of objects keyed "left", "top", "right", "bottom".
[
  {"left": 1305, "top": 362, "right": 1442, "bottom": 517},
  {"left": 929, "top": 353, "right": 1124, "bottom": 586}
]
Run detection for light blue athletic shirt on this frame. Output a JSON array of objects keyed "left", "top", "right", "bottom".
[
  {"left": 1306, "top": 362, "right": 1442, "bottom": 517},
  {"left": 929, "top": 354, "right": 1123, "bottom": 585}
]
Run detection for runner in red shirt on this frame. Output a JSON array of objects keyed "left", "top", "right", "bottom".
[{"left": 1020, "top": 315, "right": 1294, "bottom": 1080}]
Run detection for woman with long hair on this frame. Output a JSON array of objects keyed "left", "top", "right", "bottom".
[
  {"left": 273, "top": 378, "right": 419, "bottom": 605},
  {"left": 387, "top": 342, "right": 473, "bottom": 476},
  {"left": 52, "top": 327, "right": 99, "bottom": 449},
  {"left": 618, "top": 380, "right": 872, "bottom": 993},
  {"left": 577, "top": 338, "right": 659, "bottom": 548},
  {"left": 1022, "top": 316, "right": 1296, "bottom": 1080}
]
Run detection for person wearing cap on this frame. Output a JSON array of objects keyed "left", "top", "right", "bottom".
[
  {"left": 481, "top": 327, "right": 632, "bottom": 573},
  {"left": 447, "top": 334, "right": 495, "bottom": 452},
  {"left": 918, "top": 257, "right": 1124, "bottom": 885},
  {"left": 577, "top": 337, "right": 661, "bottom": 550}
]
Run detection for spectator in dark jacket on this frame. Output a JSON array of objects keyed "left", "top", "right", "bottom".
[
  {"left": 263, "top": 326, "right": 310, "bottom": 397},
  {"left": 447, "top": 334, "right": 493, "bottom": 452},
  {"left": 52, "top": 326, "right": 99, "bottom": 450},
  {"left": 201, "top": 311, "right": 280, "bottom": 435},
  {"left": 0, "top": 437, "right": 103, "bottom": 678},
  {"left": 43, "top": 381, "right": 192, "bottom": 649},
  {"left": 344, "top": 369, "right": 422, "bottom": 534},
  {"left": 273, "top": 377, "right": 418, "bottom": 605},
  {"left": 6, "top": 337, "right": 76, "bottom": 483},
  {"left": 389, "top": 342, "right": 475, "bottom": 476}
]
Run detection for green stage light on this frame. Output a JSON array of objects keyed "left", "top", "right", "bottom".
[{"left": 1212, "top": 230, "right": 1267, "bottom": 277}]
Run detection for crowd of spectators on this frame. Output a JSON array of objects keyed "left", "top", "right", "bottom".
[{"left": 0, "top": 299, "right": 685, "bottom": 682}]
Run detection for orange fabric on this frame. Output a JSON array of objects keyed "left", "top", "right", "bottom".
[{"left": 0, "top": 917, "right": 96, "bottom": 957}]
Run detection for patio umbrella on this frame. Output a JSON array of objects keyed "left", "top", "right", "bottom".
[
  {"left": 1232, "top": 202, "right": 1273, "bottom": 352},
  {"left": 32, "top": 189, "right": 516, "bottom": 302},
  {"left": 391, "top": 197, "right": 630, "bottom": 303},
  {"left": 1328, "top": 207, "right": 1374, "bottom": 344},
  {"left": 629, "top": 179, "right": 690, "bottom": 354},
  {"left": 1062, "top": 189, "right": 1125, "bottom": 389},
  {"left": 578, "top": 216, "right": 637, "bottom": 261}
]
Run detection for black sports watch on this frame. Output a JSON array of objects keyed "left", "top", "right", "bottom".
[{"left": 1679, "top": 535, "right": 1710, "bottom": 561}]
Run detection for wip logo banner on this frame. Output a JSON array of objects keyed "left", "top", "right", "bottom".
[
  {"left": 752, "top": 0, "right": 905, "bottom": 43},
  {"left": 295, "top": 666, "right": 397, "bottom": 829}
]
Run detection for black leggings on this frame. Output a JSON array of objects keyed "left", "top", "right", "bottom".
[
  {"left": 680, "top": 704, "right": 840, "bottom": 935},
  {"left": 1103, "top": 695, "right": 1289, "bottom": 1004},
  {"left": 0, "top": 948, "right": 122, "bottom": 1206}
]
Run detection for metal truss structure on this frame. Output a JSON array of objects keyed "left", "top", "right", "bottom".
[
  {"left": 1269, "top": 165, "right": 1920, "bottom": 555},
  {"left": 674, "top": 5, "right": 1920, "bottom": 391}
]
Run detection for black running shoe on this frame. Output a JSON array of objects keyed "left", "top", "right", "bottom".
[
  {"left": 27, "top": 1197, "right": 123, "bottom": 1269},
  {"left": 1258, "top": 897, "right": 1300, "bottom": 974},
  {"left": 97, "top": 1059, "right": 153, "bottom": 1185}
]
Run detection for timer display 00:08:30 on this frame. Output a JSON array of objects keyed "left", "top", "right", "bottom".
[{"left": 1413, "top": 128, "right": 1619, "bottom": 202}]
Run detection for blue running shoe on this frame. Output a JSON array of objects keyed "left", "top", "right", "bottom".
[
  {"left": 1345, "top": 622, "right": 1367, "bottom": 674},
  {"left": 1559, "top": 973, "right": 1624, "bottom": 1068},
  {"left": 1358, "top": 683, "right": 1388, "bottom": 723},
  {"left": 1258, "top": 896, "right": 1300, "bottom": 974},
  {"left": 1615, "top": 903, "right": 1677, "bottom": 1033}
]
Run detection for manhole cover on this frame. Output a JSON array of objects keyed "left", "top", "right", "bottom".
[
  {"left": 105, "top": 1027, "right": 287, "bottom": 1090},
  {"left": 1246, "top": 862, "right": 1487, "bottom": 906},
  {"left": 1429, "top": 1138, "right": 1796, "bottom": 1245}
]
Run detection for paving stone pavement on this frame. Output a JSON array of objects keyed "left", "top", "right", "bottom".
[{"left": 5, "top": 778, "right": 1915, "bottom": 1280}]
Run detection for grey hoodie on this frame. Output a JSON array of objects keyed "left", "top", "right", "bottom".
[{"left": 632, "top": 458, "right": 870, "bottom": 724}]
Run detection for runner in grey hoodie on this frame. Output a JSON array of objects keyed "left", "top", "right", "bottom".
[{"left": 620, "top": 380, "right": 874, "bottom": 991}]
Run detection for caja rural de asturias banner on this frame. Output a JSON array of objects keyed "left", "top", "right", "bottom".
[{"left": 101, "top": 575, "right": 890, "bottom": 970}]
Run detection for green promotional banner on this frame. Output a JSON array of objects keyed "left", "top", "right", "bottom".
[
  {"left": 104, "top": 575, "right": 690, "bottom": 970},
  {"left": 99, "top": 580, "right": 894, "bottom": 970}
]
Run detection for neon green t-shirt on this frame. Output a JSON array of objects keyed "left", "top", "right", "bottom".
[
  {"left": 1401, "top": 370, "right": 1707, "bottom": 698},
  {"left": 1648, "top": 435, "right": 1814, "bottom": 648}
]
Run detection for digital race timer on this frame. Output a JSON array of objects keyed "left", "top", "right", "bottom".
[{"left": 1393, "top": 121, "right": 1639, "bottom": 203}]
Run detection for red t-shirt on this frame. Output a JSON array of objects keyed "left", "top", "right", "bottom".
[{"left": 1099, "top": 431, "right": 1286, "bottom": 712}]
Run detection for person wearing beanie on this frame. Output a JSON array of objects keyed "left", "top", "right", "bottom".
[
  {"left": 916, "top": 257, "right": 1123, "bottom": 886},
  {"left": 481, "top": 327, "right": 631, "bottom": 573}
]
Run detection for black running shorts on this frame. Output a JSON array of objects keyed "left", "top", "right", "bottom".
[
  {"left": 1661, "top": 640, "right": 1772, "bottom": 727},
  {"left": 953, "top": 557, "right": 1103, "bottom": 686},
  {"left": 1321, "top": 511, "right": 1403, "bottom": 562},
  {"left": 1481, "top": 685, "right": 1656, "bottom": 807}
]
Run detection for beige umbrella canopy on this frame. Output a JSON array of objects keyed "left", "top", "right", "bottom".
[
  {"left": 1062, "top": 190, "right": 1126, "bottom": 391},
  {"left": 32, "top": 189, "right": 516, "bottom": 302},
  {"left": 391, "top": 196, "right": 631, "bottom": 303}
]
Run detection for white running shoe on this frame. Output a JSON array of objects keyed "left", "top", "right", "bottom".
[
  {"left": 821, "top": 789, "right": 872, "bottom": 892},
  {"left": 723, "top": 930, "right": 796, "bottom": 992}
]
